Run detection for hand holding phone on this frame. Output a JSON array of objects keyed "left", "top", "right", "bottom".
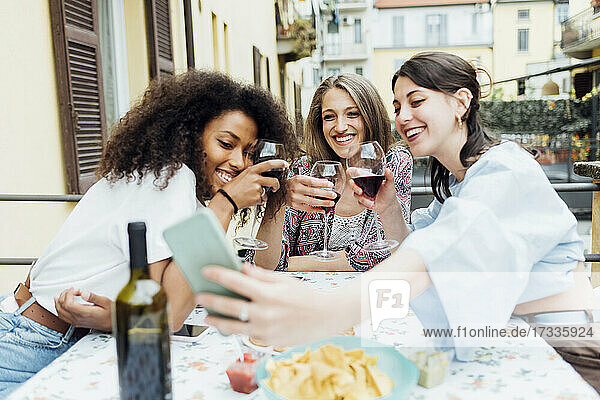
[{"left": 163, "top": 208, "right": 249, "bottom": 317}]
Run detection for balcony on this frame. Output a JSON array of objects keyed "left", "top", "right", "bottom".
[
  {"left": 323, "top": 41, "right": 368, "bottom": 61},
  {"left": 334, "top": 0, "right": 369, "bottom": 11},
  {"left": 561, "top": 7, "right": 600, "bottom": 59}
]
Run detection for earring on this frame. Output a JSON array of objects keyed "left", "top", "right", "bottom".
[{"left": 456, "top": 114, "right": 463, "bottom": 129}]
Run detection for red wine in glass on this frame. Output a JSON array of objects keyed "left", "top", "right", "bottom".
[
  {"left": 352, "top": 175, "right": 384, "bottom": 198},
  {"left": 233, "top": 139, "right": 285, "bottom": 251},
  {"left": 347, "top": 141, "right": 399, "bottom": 252},
  {"left": 260, "top": 167, "right": 284, "bottom": 180}
]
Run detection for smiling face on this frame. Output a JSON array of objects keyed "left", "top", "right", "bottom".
[
  {"left": 201, "top": 111, "right": 258, "bottom": 195},
  {"left": 393, "top": 76, "right": 460, "bottom": 159},
  {"left": 321, "top": 88, "right": 366, "bottom": 159}
]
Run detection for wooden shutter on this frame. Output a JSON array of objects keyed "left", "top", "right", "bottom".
[
  {"left": 49, "top": 0, "right": 107, "bottom": 194},
  {"left": 146, "top": 0, "right": 175, "bottom": 78}
]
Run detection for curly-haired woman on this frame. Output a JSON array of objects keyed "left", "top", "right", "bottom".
[
  {"left": 255, "top": 73, "right": 412, "bottom": 271},
  {"left": 0, "top": 70, "right": 297, "bottom": 396}
]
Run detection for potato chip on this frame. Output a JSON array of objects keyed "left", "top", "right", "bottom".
[{"left": 263, "top": 344, "right": 394, "bottom": 400}]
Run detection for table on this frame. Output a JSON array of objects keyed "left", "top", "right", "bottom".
[{"left": 8, "top": 272, "right": 600, "bottom": 400}]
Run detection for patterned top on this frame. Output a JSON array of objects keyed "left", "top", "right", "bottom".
[
  {"left": 329, "top": 210, "right": 369, "bottom": 251},
  {"left": 276, "top": 145, "right": 413, "bottom": 271}
]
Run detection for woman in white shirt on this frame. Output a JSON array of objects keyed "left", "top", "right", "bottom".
[
  {"left": 0, "top": 70, "right": 297, "bottom": 397},
  {"left": 197, "top": 52, "right": 600, "bottom": 392}
]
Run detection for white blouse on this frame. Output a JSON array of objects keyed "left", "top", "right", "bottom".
[{"left": 401, "top": 141, "right": 584, "bottom": 360}]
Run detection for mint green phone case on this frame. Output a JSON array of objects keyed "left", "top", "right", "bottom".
[{"left": 162, "top": 208, "right": 247, "bottom": 304}]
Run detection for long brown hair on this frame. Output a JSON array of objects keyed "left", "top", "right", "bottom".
[
  {"left": 305, "top": 74, "right": 394, "bottom": 162},
  {"left": 392, "top": 52, "right": 498, "bottom": 203}
]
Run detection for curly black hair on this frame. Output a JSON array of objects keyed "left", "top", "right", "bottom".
[{"left": 97, "top": 69, "right": 299, "bottom": 223}]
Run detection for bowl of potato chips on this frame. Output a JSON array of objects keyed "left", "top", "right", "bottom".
[{"left": 256, "top": 335, "right": 419, "bottom": 400}]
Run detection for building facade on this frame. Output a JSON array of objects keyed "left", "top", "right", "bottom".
[
  {"left": 372, "top": 0, "right": 494, "bottom": 113},
  {"left": 492, "top": 0, "right": 568, "bottom": 99},
  {"left": 320, "top": 0, "right": 373, "bottom": 78},
  {"left": 0, "top": 0, "right": 300, "bottom": 285},
  {"left": 561, "top": 0, "right": 600, "bottom": 97}
]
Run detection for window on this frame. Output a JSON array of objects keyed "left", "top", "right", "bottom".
[
  {"left": 212, "top": 13, "right": 219, "bottom": 70},
  {"left": 517, "top": 29, "right": 529, "bottom": 52},
  {"left": 49, "top": 0, "right": 107, "bottom": 193},
  {"left": 183, "top": 0, "right": 194, "bottom": 69},
  {"left": 253, "top": 46, "right": 262, "bottom": 86},
  {"left": 355, "top": 67, "right": 363, "bottom": 75},
  {"left": 327, "top": 19, "right": 339, "bottom": 34},
  {"left": 517, "top": 9, "right": 530, "bottom": 22},
  {"left": 426, "top": 14, "right": 447, "bottom": 46},
  {"left": 393, "top": 16, "right": 404, "bottom": 47},
  {"left": 327, "top": 68, "right": 341, "bottom": 77},
  {"left": 472, "top": 12, "right": 479, "bottom": 34},
  {"left": 98, "top": 0, "right": 130, "bottom": 129},
  {"left": 313, "top": 68, "right": 320, "bottom": 86},
  {"left": 354, "top": 18, "right": 362, "bottom": 43},
  {"left": 517, "top": 79, "right": 526, "bottom": 96},
  {"left": 556, "top": 3, "right": 569, "bottom": 24},
  {"left": 224, "top": 23, "right": 230, "bottom": 73}
]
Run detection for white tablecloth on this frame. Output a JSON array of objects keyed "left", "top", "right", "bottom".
[{"left": 8, "top": 272, "right": 599, "bottom": 400}]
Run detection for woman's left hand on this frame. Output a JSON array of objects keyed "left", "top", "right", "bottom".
[
  {"left": 196, "top": 264, "right": 345, "bottom": 346},
  {"left": 54, "top": 288, "right": 113, "bottom": 332}
]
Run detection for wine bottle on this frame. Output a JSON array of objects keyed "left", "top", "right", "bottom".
[{"left": 114, "top": 222, "right": 172, "bottom": 400}]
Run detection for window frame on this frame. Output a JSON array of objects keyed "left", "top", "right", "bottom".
[
  {"left": 517, "top": 9, "right": 530, "bottom": 22},
  {"left": 517, "top": 28, "right": 529, "bottom": 53}
]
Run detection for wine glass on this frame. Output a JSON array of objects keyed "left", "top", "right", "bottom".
[
  {"left": 309, "top": 161, "right": 345, "bottom": 261},
  {"left": 233, "top": 139, "right": 285, "bottom": 251},
  {"left": 347, "top": 141, "right": 399, "bottom": 252}
]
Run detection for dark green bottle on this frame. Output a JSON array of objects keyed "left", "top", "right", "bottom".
[{"left": 114, "top": 222, "right": 172, "bottom": 400}]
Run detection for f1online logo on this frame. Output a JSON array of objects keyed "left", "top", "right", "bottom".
[{"left": 369, "top": 280, "right": 410, "bottom": 331}]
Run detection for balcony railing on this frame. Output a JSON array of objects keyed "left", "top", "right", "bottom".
[
  {"left": 334, "top": 0, "right": 369, "bottom": 9},
  {"left": 324, "top": 41, "right": 367, "bottom": 59},
  {"left": 561, "top": 7, "right": 600, "bottom": 57},
  {"left": 2, "top": 183, "right": 600, "bottom": 265}
]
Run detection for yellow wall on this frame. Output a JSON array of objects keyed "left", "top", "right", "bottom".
[
  {"left": 373, "top": 47, "right": 494, "bottom": 116},
  {"left": 123, "top": 0, "right": 150, "bottom": 104},
  {"left": 0, "top": 1, "right": 75, "bottom": 263},
  {"left": 492, "top": 1, "right": 555, "bottom": 99},
  {"left": 187, "top": 0, "right": 281, "bottom": 95}
]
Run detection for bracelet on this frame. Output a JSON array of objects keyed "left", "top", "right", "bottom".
[{"left": 217, "top": 189, "right": 238, "bottom": 213}]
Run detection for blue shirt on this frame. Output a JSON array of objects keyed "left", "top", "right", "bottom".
[{"left": 402, "top": 141, "right": 584, "bottom": 360}]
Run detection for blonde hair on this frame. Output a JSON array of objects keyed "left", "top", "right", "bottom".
[{"left": 305, "top": 74, "right": 394, "bottom": 162}]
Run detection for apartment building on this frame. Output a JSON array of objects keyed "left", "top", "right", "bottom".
[{"left": 372, "top": 0, "right": 493, "bottom": 112}]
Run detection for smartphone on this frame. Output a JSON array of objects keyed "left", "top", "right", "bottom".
[
  {"left": 163, "top": 208, "right": 249, "bottom": 316},
  {"left": 171, "top": 324, "right": 210, "bottom": 342}
]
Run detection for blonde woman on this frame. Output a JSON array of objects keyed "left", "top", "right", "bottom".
[{"left": 255, "top": 74, "right": 412, "bottom": 271}]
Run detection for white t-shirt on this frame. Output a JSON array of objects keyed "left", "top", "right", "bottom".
[{"left": 30, "top": 164, "right": 198, "bottom": 316}]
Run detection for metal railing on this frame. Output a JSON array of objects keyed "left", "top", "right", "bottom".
[
  {"left": 561, "top": 7, "right": 600, "bottom": 50},
  {"left": 323, "top": 41, "right": 367, "bottom": 58},
  {"left": 2, "top": 182, "right": 600, "bottom": 265}
]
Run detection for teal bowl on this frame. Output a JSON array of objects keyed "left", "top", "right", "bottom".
[{"left": 256, "top": 335, "right": 419, "bottom": 400}]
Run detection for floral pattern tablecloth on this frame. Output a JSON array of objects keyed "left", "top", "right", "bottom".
[{"left": 9, "top": 272, "right": 599, "bottom": 400}]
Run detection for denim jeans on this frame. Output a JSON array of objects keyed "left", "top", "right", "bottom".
[{"left": 0, "top": 295, "right": 80, "bottom": 399}]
